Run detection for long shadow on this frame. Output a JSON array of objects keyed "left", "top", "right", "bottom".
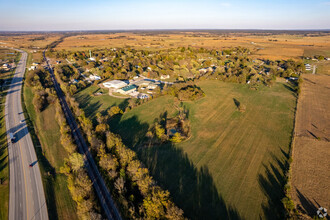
[
  {"left": 258, "top": 153, "right": 288, "bottom": 220},
  {"left": 295, "top": 188, "right": 318, "bottom": 216},
  {"left": 307, "top": 130, "right": 318, "bottom": 139},
  {"left": 233, "top": 98, "right": 240, "bottom": 108},
  {"left": 110, "top": 115, "right": 241, "bottom": 219},
  {"left": 282, "top": 83, "right": 297, "bottom": 97}
]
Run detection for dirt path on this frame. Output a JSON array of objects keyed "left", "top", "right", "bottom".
[{"left": 291, "top": 74, "right": 330, "bottom": 218}]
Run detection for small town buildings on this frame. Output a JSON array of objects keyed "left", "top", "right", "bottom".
[
  {"left": 103, "top": 80, "right": 128, "bottom": 89},
  {"left": 147, "top": 82, "right": 160, "bottom": 90},
  {"left": 137, "top": 93, "right": 149, "bottom": 99},
  {"left": 134, "top": 80, "right": 151, "bottom": 87},
  {"left": 117, "top": 84, "right": 137, "bottom": 95}
]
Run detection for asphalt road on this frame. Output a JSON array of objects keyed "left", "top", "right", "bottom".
[
  {"left": 44, "top": 51, "right": 121, "bottom": 220},
  {"left": 5, "top": 49, "right": 48, "bottom": 220}
]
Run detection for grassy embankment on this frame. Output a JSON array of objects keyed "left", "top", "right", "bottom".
[
  {"left": 75, "top": 80, "right": 296, "bottom": 219},
  {"left": 22, "top": 53, "right": 78, "bottom": 220},
  {"left": 0, "top": 50, "right": 21, "bottom": 219}
]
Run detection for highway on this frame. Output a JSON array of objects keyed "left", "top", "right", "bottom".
[
  {"left": 5, "top": 49, "right": 48, "bottom": 219},
  {"left": 43, "top": 51, "right": 122, "bottom": 220}
]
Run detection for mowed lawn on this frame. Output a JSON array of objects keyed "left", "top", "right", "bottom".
[
  {"left": 74, "top": 85, "right": 128, "bottom": 121},
  {"left": 76, "top": 80, "right": 296, "bottom": 219},
  {"left": 24, "top": 86, "right": 78, "bottom": 220}
]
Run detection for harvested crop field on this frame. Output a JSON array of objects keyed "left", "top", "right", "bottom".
[{"left": 291, "top": 74, "right": 330, "bottom": 217}]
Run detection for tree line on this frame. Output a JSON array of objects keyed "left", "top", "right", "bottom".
[
  {"left": 62, "top": 85, "right": 185, "bottom": 219},
  {"left": 26, "top": 67, "right": 102, "bottom": 219}
]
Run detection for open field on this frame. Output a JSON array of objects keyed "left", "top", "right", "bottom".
[
  {"left": 74, "top": 85, "right": 127, "bottom": 121},
  {"left": 0, "top": 34, "right": 61, "bottom": 50},
  {"left": 75, "top": 80, "right": 296, "bottom": 219},
  {"left": 23, "top": 85, "right": 78, "bottom": 220},
  {"left": 291, "top": 74, "right": 330, "bottom": 217},
  {"left": 53, "top": 32, "right": 330, "bottom": 60}
]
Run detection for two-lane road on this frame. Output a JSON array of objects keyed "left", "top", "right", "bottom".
[{"left": 5, "top": 49, "right": 48, "bottom": 220}]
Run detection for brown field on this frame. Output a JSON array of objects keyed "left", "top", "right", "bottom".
[
  {"left": 0, "top": 34, "right": 61, "bottom": 50},
  {"left": 54, "top": 32, "right": 330, "bottom": 60},
  {"left": 291, "top": 74, "right": 330, "bottom": 218},
  {"left": 1, "top": 32, "right": 330, "bottom": 60}
]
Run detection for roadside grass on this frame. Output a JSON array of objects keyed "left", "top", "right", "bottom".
[
  {"left": 75, "top": 80, "right": 296, "bottom": 219},
  {"left": 0, "top": 72, "right": 12, "bottom": 220},
  {"left": 0, "top": 51, "right": 21, "bottom": 220},
  {"left": 23, "top": 78, "right": 78, "bottom": 219}
]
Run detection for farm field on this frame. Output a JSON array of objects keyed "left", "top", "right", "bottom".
[
  {"left": 23, "top": 85, "right": 78, "bottom": 220},
  {"left": 53, "top": 32, "right": 330, "bottom": 60},
  {"left": 75, "top": 80, "right": 296, "bottom": 219},
  {"left": 291, "top": 74, "right": 330, "bottom": 217}
]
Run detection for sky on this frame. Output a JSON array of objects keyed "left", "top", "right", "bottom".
[{"left": 0, "top": 0, "right": 330, "bottom": 31}]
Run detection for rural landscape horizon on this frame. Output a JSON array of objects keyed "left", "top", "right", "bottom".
[{"left": 0, "top": 1, "right": 329, "bottom": 220}]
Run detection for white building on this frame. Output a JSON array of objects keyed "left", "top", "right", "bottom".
[
  {"left": 117, "top": 84, "right": 137, "bottom": 95},
  {"left": 89, "top": 75, "right": 101, "bottom": 81},
  {"left": 28, "top": 65, "right": 37, "bottom": 71},
  {"left": 137, "top": 93, "right": 150, "bottom": 99},
  {"left": 147, "top": 83, "right": 159, "bottom": 90},
  {"left": 103, "top": 80, "right": 128, "bottom": 89}
]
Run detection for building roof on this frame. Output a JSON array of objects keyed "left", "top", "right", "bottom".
[
  {"left": 103, "top": 80, "right": 127, "bottom": 86},
  {"left": 121, "top": 84, "right": 137, "bottom": 92}
]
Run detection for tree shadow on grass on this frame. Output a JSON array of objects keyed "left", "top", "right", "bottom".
[
  {"left": 282, "top": 82, "right": 297, "bottom": 98},
  {"left": 258, "top": 153, "right": 288, "bottom": 220},
  {"left": 111, "top": 115, "right": 242, "bottom": 219}
]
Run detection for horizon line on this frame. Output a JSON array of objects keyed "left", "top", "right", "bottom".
[{"left": 1, "top": 28, "right": 330, "bottom": 33}]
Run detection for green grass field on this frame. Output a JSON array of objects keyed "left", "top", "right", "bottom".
[
  {"left": 76, "top": 80, "right": 296, "bottom": 219},
  {"left": 74, "top": 85, "right": 128, "bottom": 120},
  {"left": 23, "top": 85, "right": 78, "bottom": 220}
]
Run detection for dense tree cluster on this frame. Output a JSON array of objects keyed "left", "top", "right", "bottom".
[
  {"left": 167, "top": 82, "right": 205, "bottom": 101},
  {"left": 54, "top": 65, "right": 86, "bottom": 96},
  {"left": 26, "top": 68, "right": 102, "bottom": 219},
  {"left": 64, "top": 93, "right": 185, "bottom": 219},
  {"left": 147, "top": 105, "right": 191, "bottom": 144},
  {"left": 26, "top": 69, "right": 57, "bottom": 112},
  {"left": 55, "top": 99, "right": 102, "bottom": 219}
]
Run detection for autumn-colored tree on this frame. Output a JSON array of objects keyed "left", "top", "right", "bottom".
[
  {"left": 69, "top": 153, "right": 84, "bottom": 172},
  {"left": 107, "top": 106, "right": 123, "bottom": 117}
]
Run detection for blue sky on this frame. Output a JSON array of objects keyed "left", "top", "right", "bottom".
[{"left": 1, "top": 0, "right": 330, "bottom": 31}]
